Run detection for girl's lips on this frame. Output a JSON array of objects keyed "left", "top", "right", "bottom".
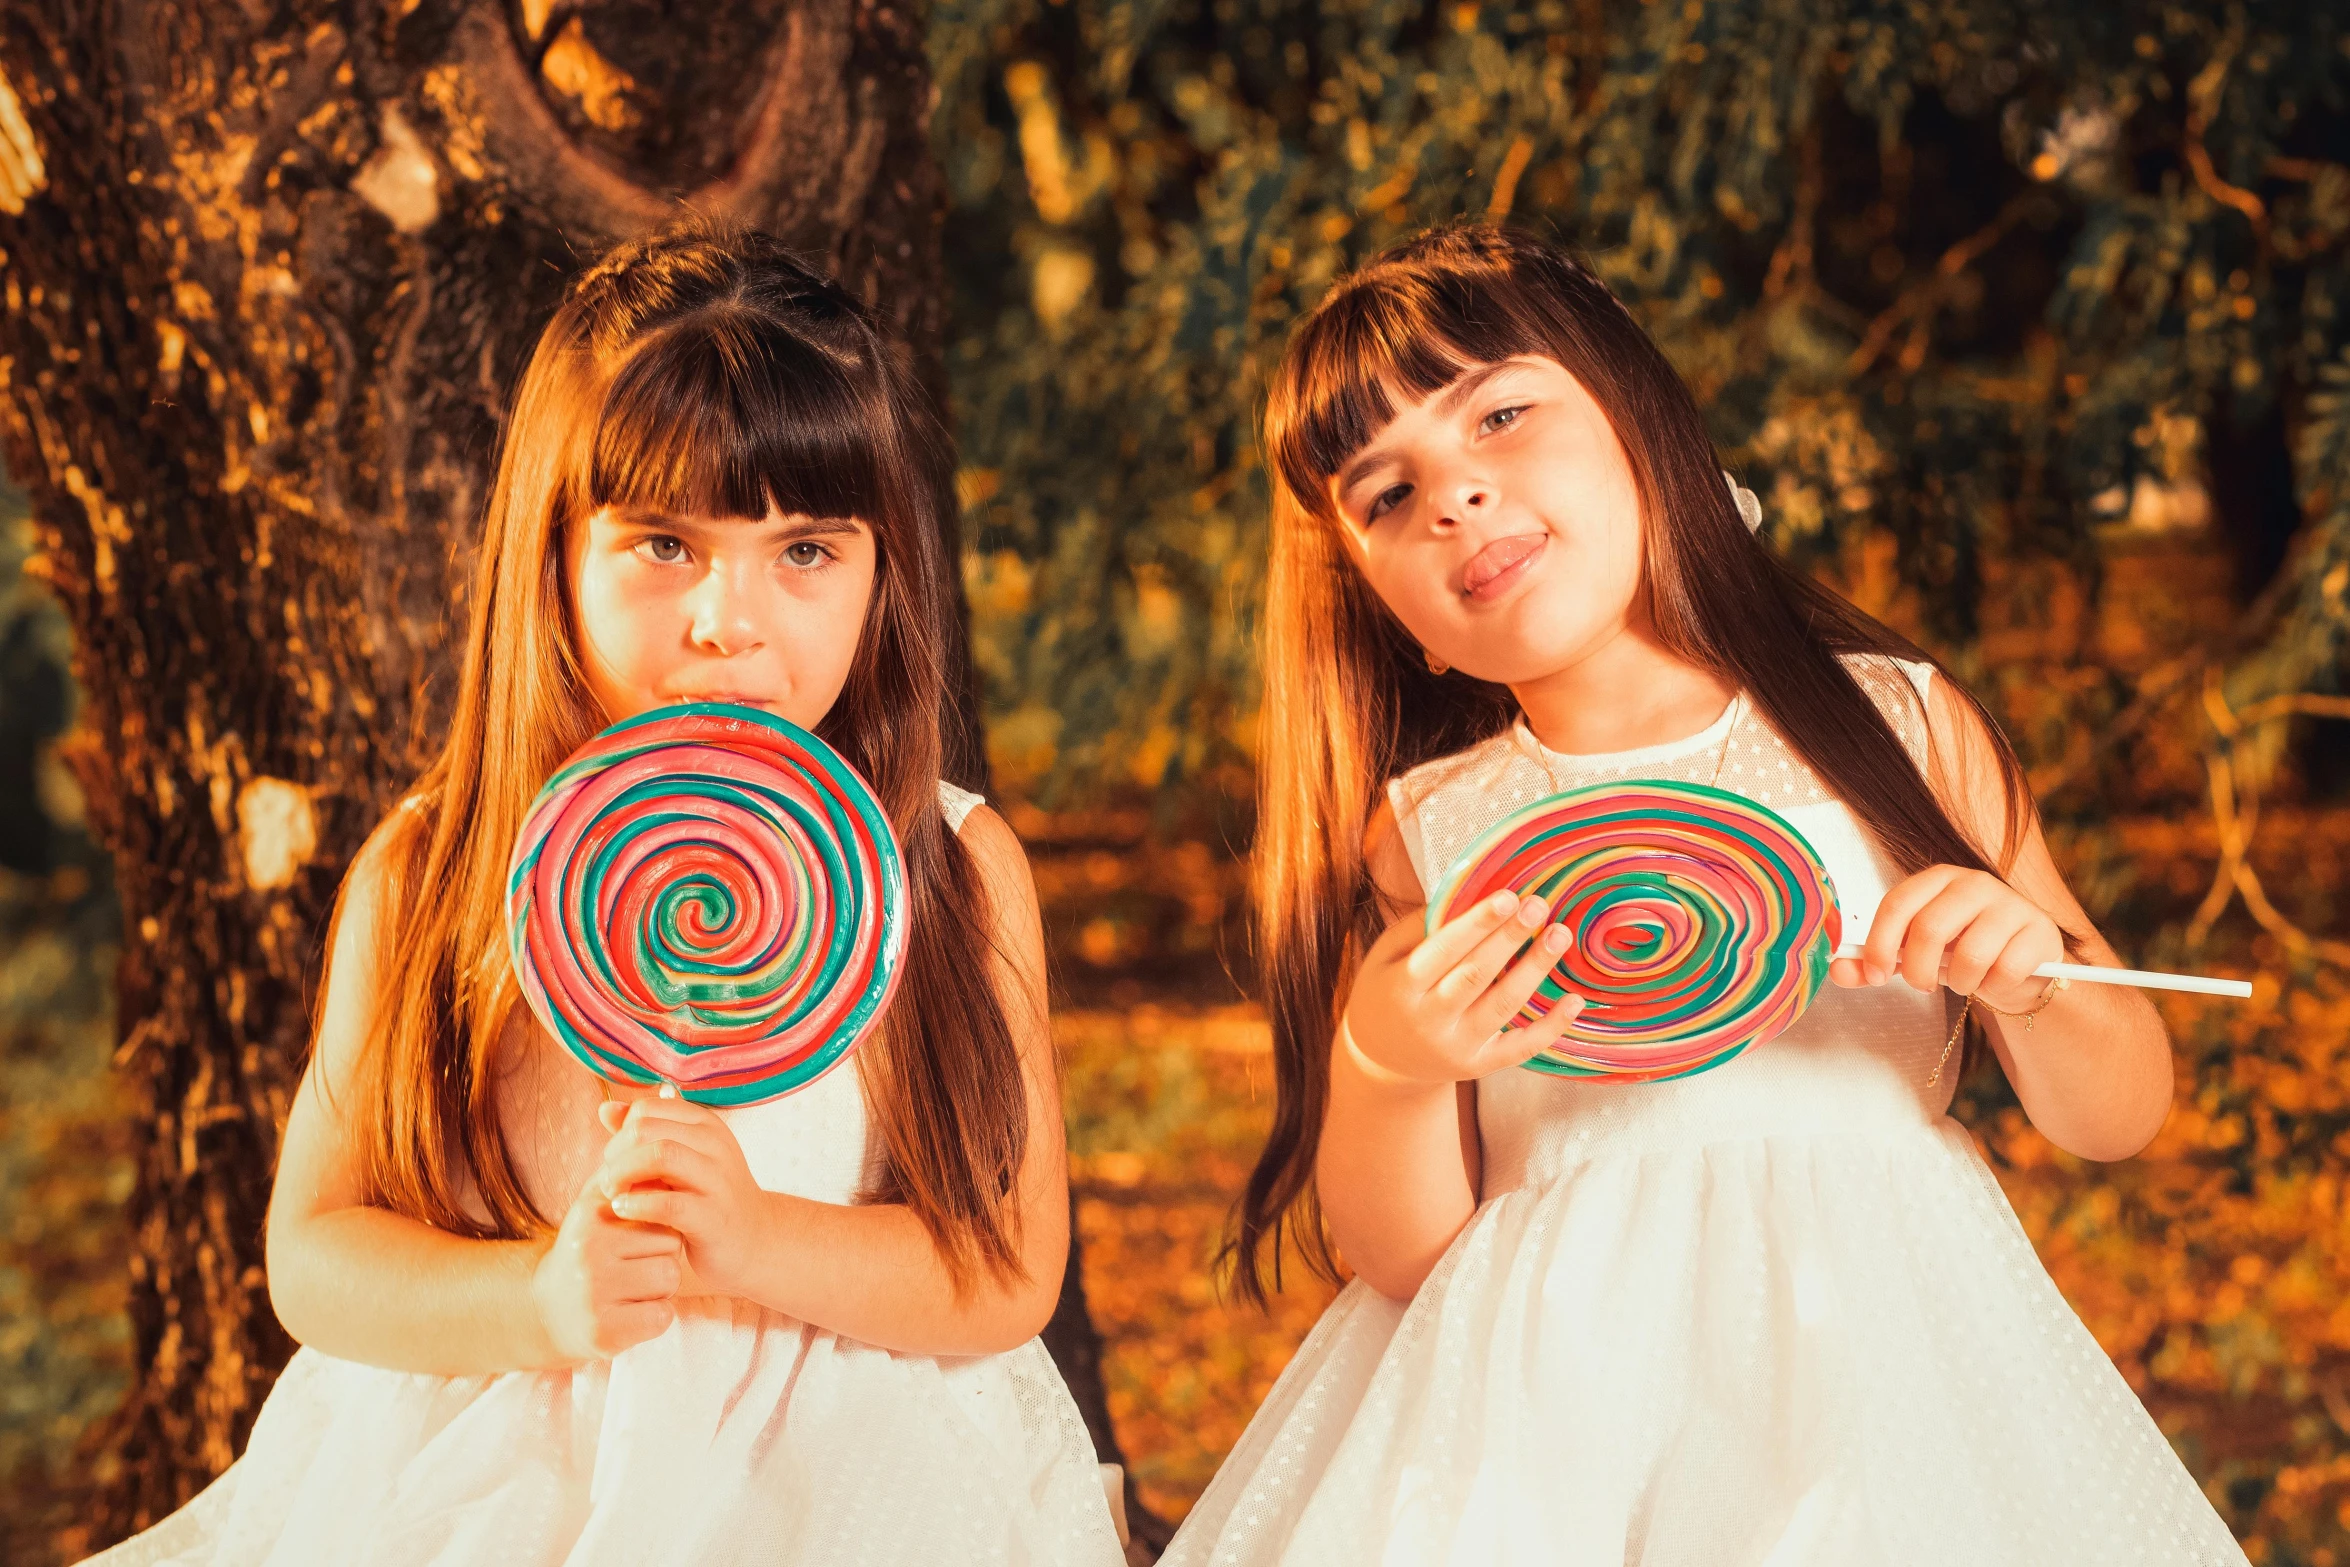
[{"left": 1460, "top": 533, "right": 1547, "bottom": 602}]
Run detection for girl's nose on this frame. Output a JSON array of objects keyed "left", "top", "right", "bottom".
[
  {"left": 686, "top": 564, "right": 765, "bottom": 657},
  {"left": 1434, "top": 481, "right": 1491, "bottom": 529}
]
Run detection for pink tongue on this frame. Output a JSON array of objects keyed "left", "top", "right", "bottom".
[{"left": 1468, "top": 535, "right": 1538, "bottom": 590}]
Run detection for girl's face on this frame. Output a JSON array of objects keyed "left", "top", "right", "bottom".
[
  {"left": 1326, "top": 354, "right": 1646, "bottom": 686},
  {"left": 570, "top": 502, "right": 878, "bottom": 729}
]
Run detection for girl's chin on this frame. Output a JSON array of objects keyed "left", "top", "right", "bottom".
[{"left": 1440, "top": 624, "right": 1611, "bottom": 690}]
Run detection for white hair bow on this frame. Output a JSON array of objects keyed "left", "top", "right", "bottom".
[{"left": 1723, "top": 470, "right": 1763, "bottom": 532}]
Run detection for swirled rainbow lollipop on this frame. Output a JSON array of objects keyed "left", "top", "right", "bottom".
[
  {"left": 1427, "top": 780, "right": 1840, "bottom": 1083},
  {"left": 506, "top": 703, "right": 904, "bottom": 1106}
]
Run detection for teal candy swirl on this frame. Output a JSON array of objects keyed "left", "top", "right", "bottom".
[{"left": 1427, "top": 780, "right": 1841, "bottom": 1082}]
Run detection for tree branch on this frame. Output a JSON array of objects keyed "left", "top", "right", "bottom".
[
  {"left": 441, "top": 1, "right": 859, "bottom": 246},
  {"left": 2188, "top": 670, "right": 2350, "bottom": 963},
  {"left": 2184, "top": 41, "right": 2267, "bottom": 239},
  {"left": 1844, "top": 192, "right": 2039, "bottom": 377}
]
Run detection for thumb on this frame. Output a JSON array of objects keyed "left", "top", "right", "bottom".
[
  {"left": 1372, "top": 907, "right": 1428, "bottom": 962},
  {"left": 597, "top": 1100, "right": 628, "bottom": 1134}
]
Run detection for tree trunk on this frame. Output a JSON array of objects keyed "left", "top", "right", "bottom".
[{"left": 0, "top": 1, "right": 1132, "bottom": 1551}]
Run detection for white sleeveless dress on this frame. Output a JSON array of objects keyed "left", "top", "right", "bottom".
[
  {"left": 85, "top": 783, "right": 1126, "bottom": 1567},
  {"left": 1163, "top": 659, "right": 2249, "bottom": 1567}
]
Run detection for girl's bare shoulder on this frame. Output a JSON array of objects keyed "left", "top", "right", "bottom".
[
  {"left": 339, "top": 798, "right": 425, "bottom": 919},
  {"left": 946, "top": 800, "right": 1042, "bottom": 937}
]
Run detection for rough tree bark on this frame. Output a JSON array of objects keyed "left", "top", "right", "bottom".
[{"left": 0, "top": 1, "right": 1139, "bottom": 1552}]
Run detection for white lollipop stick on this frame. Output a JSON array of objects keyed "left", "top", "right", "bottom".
[
  {"left": 2027, "top": 962, "right": 2251, "bottom": 998},
  {"left": 1832, "top": 945, "right": 2252, "bottom": 999}
]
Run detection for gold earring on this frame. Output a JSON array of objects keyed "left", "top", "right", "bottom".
[{"left": 1425, "top": 649, "right": 1449, "bottom": 675}]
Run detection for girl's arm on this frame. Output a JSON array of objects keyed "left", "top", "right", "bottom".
[
  {"left": 266, "top": 823, "right": 683, "bottom": 1375},
  {"left": 1315, "top": 804, "right": 1579, "bottom": 1301},
  {"left": 595, "top": 805, "right": 1071, "bottom": 1357},
  {"left": 1833, "top": 677, "right": 2174, "bottom": 1161}
]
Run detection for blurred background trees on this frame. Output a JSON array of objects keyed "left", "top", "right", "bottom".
[
  {"left": 936, "top": 0, "right": 2349, "bottom": 810},
  {"left": 7, "top": 0, "right": 2350, "bottom": 1562}
]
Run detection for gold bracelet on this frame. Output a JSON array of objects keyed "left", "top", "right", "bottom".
[
  {"left": 1929, "top": 975, "right": 2072, "bottom": 1090},
  {"left": 1926, "top": 995, "right": 1972, "bottom": 1089},
  {"left": 1984, "top": 973, "right": 2070, "bottom": 1032}
]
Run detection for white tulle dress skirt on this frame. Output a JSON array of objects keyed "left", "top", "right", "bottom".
[
  {"left": 83, "top": 1296, "right": 1125, "bottom": 1566},
  {"left": 1163, "top": 1109, "right": 2249, "bottom": 1567}
]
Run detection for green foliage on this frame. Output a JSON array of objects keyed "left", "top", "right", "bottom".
[
  {"left": 933, "top": 0, "right": 2350, "bottom": 801},
  {"left": 2244, "top": 341, "right": 2350, "bottom": 708},
  {"left": 0, "top": 483, "right": 132, "bottom": 1546}
]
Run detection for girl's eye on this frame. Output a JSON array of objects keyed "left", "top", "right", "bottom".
[
  {"left": 783, "top": 540, "right": 832, "bottom": 569},
  {"left": 1480, "top": 404, "right": 1528, "bottom": 435},
  {"left": 1366, "top": 484, "right": 1412, "bottom": 523},
  {"left": 639, "top": 536, "right": 687, "bottom": 564}
]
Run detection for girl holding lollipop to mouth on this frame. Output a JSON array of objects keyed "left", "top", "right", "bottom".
[
  {"left": 80, "top": 225, "right": 1124, "bottom": 1566},
  {"left": 1164, "top": 225, "right": 2247, "bottom": 1566}
]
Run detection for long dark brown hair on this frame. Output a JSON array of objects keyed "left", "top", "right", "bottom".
[
  {"left": 329, "top": 222, "right": 1027, "bottom": 1289},
  {"left": 1232, "top": 222, "right": 2054, "bottom": 1303}
]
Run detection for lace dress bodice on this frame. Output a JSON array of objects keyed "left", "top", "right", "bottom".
[{"left": 1389, "top": 657, "right": 1960, "bottom": 1191}]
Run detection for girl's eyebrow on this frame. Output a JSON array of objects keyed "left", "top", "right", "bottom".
[
  {"left": 1431, "top": 358, "right": 1524, "bottom": 417},
  {"left": 603, "top": 507, "right": 865, "bottom": 537},
  {"left": 1333, "top": 360, "right": 1529, "bottom": 496},
  {"left": 603, "top": 504, "right": 695, "bottom": 532}
]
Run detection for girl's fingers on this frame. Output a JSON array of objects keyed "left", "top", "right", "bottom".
[
  {"left": 1472, "top": 986, "right": 1586, "bottom": 1076},
  {"left": 609, "top": 1110, "right": 736, "bottom": 1167},
  {"left": 602, "top": 1301, "right": 677, "bottom": 1351},
  {"left": 1405, "top": 890, "right": 1536, "bottom": 988},
  {"left": 609, "top": 1187, "right": 686, "bottom": 1228},
  {"left": 616, "top": 1253, "right": 682, "bottom": 1302},
  {"left": 1943, "top": 908, "right": 2026, "bottom": 997},
  {"left": 1857, "top": 867, "right": 1956, "bottom": 981},
  {"left": 1431, "top": 897, "right": 1553, "bottom": 1009},
  {"left": 1465, "top": 922, "right": 1572, "bottom": 1037},
  {"left": 599, "top": 1137, "right": 720, "bottom": 1200},
  {"left": 600, "top": 1211, "right": 683, "bottom": 1255},
  {"left": 1897, "top": 882, "right": 1993, "bottom": 993},
  {"left": 597, "top": 1096, "right": 716, "bottom": 1144},
  {"left": 1980, "top": 922, "right": 2060, "bottom": 1007},
  {"left": 1826, "top": 954, "right": 1870, "bottom": 989},
  {"left": 620, "top": 1098, "right": 723, "bottom": 1136}
]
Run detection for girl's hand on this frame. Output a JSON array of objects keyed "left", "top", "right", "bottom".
[
  {"left": 1829, "top": 865, "right": 2063, "bottom": 1013},
  {"left": 529, "top": 1165, "right": 683, "bottom": 1363},
  {"left": 1343, "top": 890, "right": 1584, "bottom": 1086},
  {"left": 594, "top": 1097, "right": 769, "bottom": 1300}
]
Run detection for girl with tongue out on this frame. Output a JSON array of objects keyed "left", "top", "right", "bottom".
[{"left": 1161, "top": 225, "right": 2245, "bottom": 1567}]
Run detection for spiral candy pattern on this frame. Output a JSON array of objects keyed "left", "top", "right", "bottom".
[
  {"left": 506, "top": 704, "right": 905, "bottom": 1106},
  {"left": 1427, "top": 780, "right": 1840, "bottom": 1082}
]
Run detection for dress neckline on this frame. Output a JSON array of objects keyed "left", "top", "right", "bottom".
[{"left": 1510, "top": 691, "right": 1745, "bottom": 772}]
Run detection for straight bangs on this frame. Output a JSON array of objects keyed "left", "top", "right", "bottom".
[
  {"left": 587, "top": 309, "right": 886, "bottom": 528},
  {"left": 1268, "top": 264, "right": 1542, "bottom": 518}
]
